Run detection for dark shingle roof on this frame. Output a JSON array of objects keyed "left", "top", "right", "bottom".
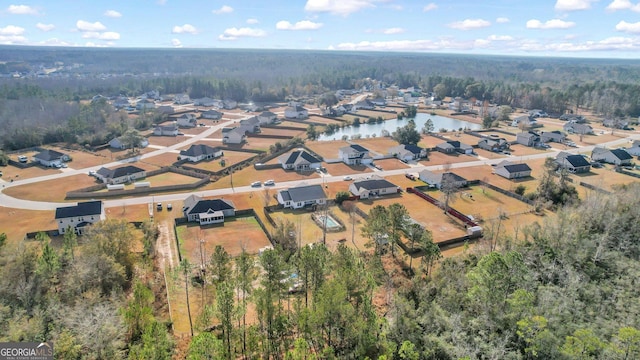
[
  {"left": 503, "top": 163, "right": 531, "bottom": 173},
  {"left": 611, "top": 149, "right": 632, "bottom": 160},
  {"left": 403, "top": 144, "right": 423, "bottom": 154},
  {"left": 282, "top": 150, "right": 321, "bottom": 165},
  {"left": 565, "top": 155, "right": 590, "bottom": 167},
  {"left": 186, "top": 199, "right": 235, "bottom": 215},
  {"left": 280, "top": 184, "right": 326, "bottom": 203},
  {"left": 34, "top": 149, "right": 64, "bottom": 161},
  {"left": 55, "top": 201, "right": 102, "bottom": 219},
  {"left": 180, "top": 144, "right": 221, "bottom": 157},
  {"left": 353, "top": 178, "right": 397, "bottom": 190},
  {"left": 349, "top": 144, "right": 368, "bottom": 153},
  {"left": 97, "top": 165, "right": 145, "bottom": 179}
]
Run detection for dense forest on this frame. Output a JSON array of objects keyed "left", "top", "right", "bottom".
[{"left": 2, "top": 47, "right": 640, "bottom": 149}]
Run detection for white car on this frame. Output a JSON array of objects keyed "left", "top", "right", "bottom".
[
  {"left": 343, "top": 176, "right": 353, "bottom": 181},
  {"left": 251, "top": 181, "right": 262, "bottom": 187},
  {"left": 263, "top": 179, "right": 275, "bottom": 186}
]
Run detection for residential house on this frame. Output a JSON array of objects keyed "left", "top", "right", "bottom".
[
  {"left": 182, "top": 194, "right": 235, "bottom": 225},
  {"left": 112, "top": 97, "right": 130, "bottom": 109},
  {"left": 258, "top": 111, "right": 277, "bottom": 125},
  {"left": 349, "top": 176, "right": 399, "bottom": 199},
  {"left": 540, "top": 131, "right": 566, "bottom": 143},
  {"left": 560, "top": 114, "right": 586, "bottom": 123},
  {"left": 494, "top": 161, "right": 532, "bottom": 179},
  {"left": 95, "top": 165, "right": 146, "bottom": 184},
  {"left": 284, "top": 103, "right": 308, "bottom": 119},
  {"left": 388, "top": 144, "right": 427, "bottom": 161},
  {"left": 193, "top": 97, "right": 216, "bottom": 107},
  {"left": 556, "top": 152, "right": 591, "bottom": 173},
  {"left": 435, "top": 140, "right": 473, "bottom": 155},
  {"left": 625, "top": 140, "right": 640, "bottom": 156},
  {"left": 201, "top": 109, "right": 223, "bottom": 120},
  {"left": 55, "top": 200, "right": 105, "bottom": 235},
  {"left": 136, "top": 98, "right": 155, "bottom": 110},
  {"left": 179, "top": 144, "right": 223, "bottom": 162},
  {"left": 477, "top": 138, "right": 509, "bottom": 152},
  {"left": 511, "top": 115, "right": 538, "bottom": 128},
  {"left": 563, "top": 121, "right": 593, "bottom": 135},
  {"left": 370, "top": 98, "right": 387, "bottom": 106},
  {"left": 449, "top": 97, "right": 470, "bottom": 112},
  {"left": 177, "top": 113, "right": 198, "bottom": 128},
  {"left": 418, "top": 170, "right": 468, "bottom": 189},
  {"left": 108, "top": 136, "right": 149, "bottom": 150},
  {"left": 338, "top": 144, "right": 373, "bottom": 165},
  {"left": 528, "top": 109, "right": 548, "bottom": 118},
  {"left": 278, "top": 149, "right": 322, "bottom": 171},
  {"left": 153, "top": 123, "right": 179, "bottom": 136},
  {"left": 603, "top": 118, "right": 630, "bottom": 129},
  {"left": 174, "top": 94, "right": 191, "bottom": 105},
  {"left": 222, "top": 99, "right": 237, "bottom": 110},
  {"left": 591, "top": 147, "right": 633, "bottom": 165},
  {"left": 424, "top": 96, "right": 443, "bottom": 107},
  {"left": 156, "top": 105, "right": 175, "bottom": 115},
  {"left": 277, "top": 184, "right": 327, "bottom": 209},
  {"left": 516, "top": 131, "right": 540, "bottom": 147},
  {"left": 353, "top": 99, "right": 375, "bottom": 111},
  {"left": 33, "top": 149, "right": 66, "bottom": 167},
  {"left": 334, "top": 104, "right": 353, "bottom": 115},
  {"left": 222, "top": 127, "right": 247, "bottom": 144},
  {"left": 239, "top": 116, "right": 261, "bottom": 133}
]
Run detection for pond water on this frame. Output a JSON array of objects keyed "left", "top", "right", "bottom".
[{"left": 317, "top": 112, "right": 481, "bottom": 141}]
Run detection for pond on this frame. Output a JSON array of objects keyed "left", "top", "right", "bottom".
[{"left": 317, "top": 112, "right": 481, "bottom": 141}]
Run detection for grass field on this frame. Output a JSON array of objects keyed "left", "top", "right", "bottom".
[
  {"left": 0, "top": 207, "right": 56, "bottom": 244},
  {"left": 3, "top": 174, "right": 99, "bottom": 202},
  {"left": 305, "top": 140, "right": 351, "bottom": 159},
  {"left": 176, "top": 216, "right": 272, "bottom": 259},
  {"left": 418, "top": 151, "right": 477, "bottom": 167},
  {"left": 352, "top": 137, "right": 401, "bottom": 155},
  {"left": 177, "top": 149, "right": 257, "bottom": 173},
  {"left": 373, "top": 158, "right": 411, "bottom": 171}
]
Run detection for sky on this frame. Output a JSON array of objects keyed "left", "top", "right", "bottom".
[{"left": 1, "top": 0, "right": 640, "bottom": 58}]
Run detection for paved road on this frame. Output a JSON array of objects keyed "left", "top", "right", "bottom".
[{"left": 1, "top": 125, "right": 638, "bottom": 211}]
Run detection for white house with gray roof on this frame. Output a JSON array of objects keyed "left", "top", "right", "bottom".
[
  {"left": 388, "top": 144, "right": 427, "bottom": 161},
  {"left": 153, "top": 123, "right": 179, "bottom": 136},
  {"left": 591, "top": 147, "right": 633, "bottom": 166},
  {"left": 418, "top": 170, "right": 468, "bottom": 189},
  {"left": 96, "top": 165, "right": 146, "bottom": 184},
  {"left": 258, "top": 111, "right": 277, "bottom": 124},
  {"left": 494, "top": 161, "right": 532, "bottom": 179},
  {"left": 284, "top": 103, "right": 308, "bottom": 119},
  {"left": 182, "top": 194, "right": 235, "bottom": 225},
  {"left": 55, "top": 200, "right": 105, "bottom": 235},
  {"left": 277, "top": 184, "right": 327, "bottom": 209},
  {"left": 349, "top": 176, "right": 399, "bottom": 199},
  {"left": 278, "top": 149, "right": 322, "bottom": 171},
  {"left": 179, "top": 144, "right": 223, "bottom": 162},
  {"left": 338, "top": 144, "right": 372, "bottom": 165}
]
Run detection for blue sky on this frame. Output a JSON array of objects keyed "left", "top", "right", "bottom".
[{"left": 1, "top": 0, "right": 640, "bottom": 58}]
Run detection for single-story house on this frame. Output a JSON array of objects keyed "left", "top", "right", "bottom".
[
  {"left": 201, "top": 109, "right": 223, "bottom": 120},
  {"left": 222, "top": 127, "right": 247, "bottom": 144},
  {"left": 339, "top": 144, "right": 373, "bottom": 165},
  {"left": 182, "top": 194, "right": 235, "bottom": 225},
  {"left": 108, "top": 136, "right": 149, "bottom": 150},
  {"left": 540, "top": 131, "right": 566, "bottom": 143},
  {"left": 153, "top": 123, "right": 179, "bottom": 136},
  {"left": 370, "top": 98, "right": 387, "bottom": 106},
  {"left": 284, "top": 104, "right": 308, "bottom": 119},
  {"left": 625, "top": 140, "right": 640, "bottom": 156},
  {"left": 136, "top": 99, "right": 155, "bottom": 110},
  {"left": 435, "top": 140, "right": 473, "bottom": 155},
  {"left": 193, "top": 97, "right": 216, "bottom": 107},
  {"left": 177, "top": 114, "right": 198, "bottom": 128},
  {"left": 563, "top": 121, "right": 593, "bottom": 135},
  {"left": 96, "top": 165, "right": 146, "bottom": 184},
  {"left": 418, "top": 170, "right": 468, "bottom": 189},
  {"left": 477, "top": 138, "right": 509, "bottom": 152},
  {"left": 239, "top": 116, "right": 261, "bottom": 133},
  {"left": 278, "top": 149, "right": 322, "bottom": 171},
  {"left": 277, "top": 184, "right": 327, "bottom": 209},
  {"left": 55, "top": 200, "right": 105, "bottom": 235},
  {"left": 516, "top": 131, "right": 540, "bottom": 147},
  {"left": 222, "top": 99, "right": 237, "bottom": 110},
  {"left": 349, "top": 176, "right": 399, "bottom": 199},
  {"left": 560, "top": 114, "right": 586, "bottom": 123},
  {"left": 174, "top": 94, "right": 191, "bottom": 105},
  {"left": 258, "top": 111, "right": 277, "bottom": 125},
  {"left": 603, "top": 118, "right": 630, "bottom": 129},
  {"left": 33, "top": 149, "right": 66, "bottom": 167},
  {"left": 556, "top": 152, "right": 591, "bottom": 173},
  {"left": 179, "top": 144, "right": 223, "bottom": 162},
  {"left": 112, "top": 97, "right": 130, "bottom": 109},
  {"left": 388, "top": 144, "right": 427, "bottom": 161},
  {"left": 353, "top": 99, "right": 375, "bottom": 111},
  {"left": 528, "top": 109, "right": 548, "bottom": 118},
  {"left": 494, "top": 161, "right": 532, "bottom": 179},
  {"left": 511, "top": 115, "right": 538, "bottom": 128},
  {"left": 591, "top": 147, "right": 633, "bottom": 166}
]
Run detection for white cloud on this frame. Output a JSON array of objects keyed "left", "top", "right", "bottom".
[
  {"left": 247, "top": 18, "right": 259, "bottom": 24},
  {"left": 76, "top": 20, "right": 107, "bottom": 32},
  {"left": 39, "top": 38, "right": 74, "bottom": 46},
  {"left": 488, "top": 34, "right": 514, "bottom": 41},
  {"left": 448, "top": 19, "right": 491, "bottom": 30},
  {"left": 172, "top": 24, "right": 197, "bottom": 34},
  {"left": 305, "top": 0, "right": 381, "bottom": 16},
  {"left": 104, "top": 10, "right": 122, "bottom": 18},
  {"left": 218, "top": 27, "right": 267, "bottom": 40},
  {"left": 383, "top": 27, "right": 405, "bottom": 34},
  {"left": 0, "top": 25, "right": 25, "bottom": 35},
  {"left": 616, "top": 20, "right": 640, "bottom": 33},
  {"left": 606, "top": 0, "right": 640, "bottom": 11},
  {"left": 333, "top": 39, "right": 478, "bottom": 51},
  {"left": 82, "top": 31, "right": 120, "bottom": 40},
  {"left": 171, "top": 38, "right": 182, "bottom": 48},
  {"left": 496, "top": 17, "right": 510, "bottom": 23},
  {"left": 36, "top": 23, "right": 55, "bottom": 32},
  {"left": 519, "top": 36, "right": 640, "bottom": 52},
  {"left": 6, "top": 4, "right": 38, "bottom": 15},
  {"left": 212, "top": 5, "right": 233, "bottom": 14},
  {"left": 526, "top": 19, "right": 576, "bottom": 29},
  {"left": 423, "top": 3, "right": 438, "bottom": 12},
  {"left": 555, "top": 0, "right": 597, "bottom": 11},
  {"left": 276, "top": 20, "right": 323, "bottom": 30}
]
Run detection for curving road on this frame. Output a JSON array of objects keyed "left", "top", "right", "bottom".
[{"left": 1, "top": 123, "right": 638, "bottom": 211}]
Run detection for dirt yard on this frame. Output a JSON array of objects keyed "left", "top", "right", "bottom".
[
  {"left": 305, "top": 140, "right": 351, "bottom": 159},
  {"left": 3, "top": 174, "right": 99, "bottom": 202},
  {"left": 180, "top": 150, "right": 257, "bottom": 173},
  {"left": 352, "top": 137, "right": 401, "bottom": 155},
  {"left": 0, "top": 207, "right": 56, "bottom": 244}
]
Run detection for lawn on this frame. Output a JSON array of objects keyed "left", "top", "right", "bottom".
[
  {"left": 0, "top": 162, "right": 61, "bottom": 181},
  {"left": 418, "top": 134, "right": 446, "bottom": 149},
  {"left": 352, "top": 137, "right": 401, "bottom": 155},
  {"left": 148, "top": 135, "right": 185, "bottom": 147},
  {"left": 176, "top": 216, "right": 272, "bottom": 259},
  {"left": 305, "top": 140, "right": 351, "bottom": 160},
  {"left": 354, "top": 110, "right": 399, "bottom": 120},
  {"left": 178, "top": 149, "right": 257, "bottom": 173},
  {"left": 418, "top": 151, "right": 477, "bottom": 167},
  {"left": 0, "top": 207, "right": 56, "bottom": 245},
  {"left": 4, "top": 174, "right": 99, "bottom": 202},
  {"left": 259, "top": 127, "right": 306, "bottom": 137},
  {"left": 373, "top": 158, "right": 411, "bottom": 171},
  {"left": 140, "top": 152, "right": 181, "bottom": 168},
  {"left": 323, "top": 162, "right": 373, "bottom": 177},
  {"left": 445, "top": 185, "right": 533, "bottom": 223}
]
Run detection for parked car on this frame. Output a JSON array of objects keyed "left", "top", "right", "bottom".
[
  {"left": 88, "top": 170, "right": 96, "bottom": 176},
  {"left": 251, "top": 181, "right": 262, "bottom": 187},
  {"left": 263, "top": 179, "right": 275, "bottom": 186},
  {"left": 156, "top": 202, "right": 162, "bottom": 211},
  {"left": 405, "top": 173, "right": 416, "bottom": 180},
  {"left": 18, "top": 155, "right": 27, "bottom": 163},
  {"left": 167, "top": 203, "right": 173, "bottom": 211},
  {"left": 343, "top": 176, "right": 353, "bottom": 181}
]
